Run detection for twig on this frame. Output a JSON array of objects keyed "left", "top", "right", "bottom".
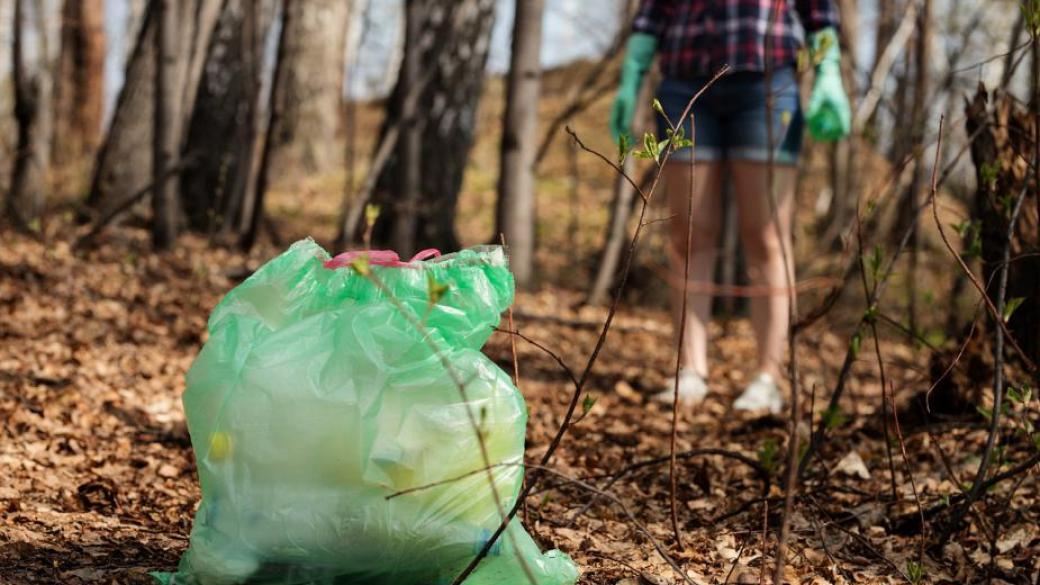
[
  {"left": 76, "top": 155, "right": 198, "bottom": 248},
  {"left": 893, "top": 450, "right": 1040, "bottom": 534},
  {"left": 924, "top": 298, "right": 984, "bottom": 412},
  {"left": 385, "top": 462, "right": 521, "bottom": 500},
  {"left": 528, "top": 465, "right": 699, "bottom": 585},
  {"left": 567, "top": 447, "right": 771, "bottom": 524},
  {"left": 585, "top": 551, "right": 662, "bottom": 585},
  {"left": 877, "top": 311, "right": 940, "bottom": 352},
  {"left": 764, "top": 0, "right": 800, "bottom": 581},
  {"left": 512, "top": 309, "right": 671, "bottom": 336},
  {"left": 939, "top": 182, "right": 1030, "bottom": 544},
  {"left": 449, "top": 65, "right": 730, "bottom": 585},
  {"left": 667, "top": 92, "right": 699, "bottom": 550},
  {"left": 808, "top": 497, "right": 911, "bottom": 582},
  {"left": 888, "top": 381, "right": 927, "bottom": 560},
  {"left": 567, "top": 129, "right": 649, "bottom": 204},
  {"left": 798, "top": 115, "right": 981, "bottom": 480},
  {"left": 795, "top": 111, "right": 984, "bottom": 334},
  {"left": 723, "top": 538, "right": 749, "bottom": 585},
  {"left": 533, "top": 15, "right": 630, "bottom": 168},
  {"left": 854, "top": 203, "right": 899, "bottom": 502},
  {"left": 759, "top": 499, "right": 768, "bottom": 585},
  {"left": 853, "top": 0, "right": 920, "bottom": 130},
  {"left": 492, "top": 327, "right": 580, "bottom": 388},
  {"left": 358, "top": 268, "right": 538, "bottom": 585}
]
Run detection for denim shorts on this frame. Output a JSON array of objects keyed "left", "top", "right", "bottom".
[{"left": 654, "top": 68, "right": 804, "bottom": 164}]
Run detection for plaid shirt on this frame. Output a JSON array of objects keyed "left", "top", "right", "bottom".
[{"left": 633, "top": 0, "right": 840, "bottom": 78}]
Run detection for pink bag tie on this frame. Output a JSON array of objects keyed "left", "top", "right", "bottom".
[{"left": 324, "top": 248, "right": 441, "bottom": 270}]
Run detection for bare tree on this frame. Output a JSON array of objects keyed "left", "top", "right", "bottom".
[
  {"left": 265, "top": 0, "right": 351, "bottom": 178},
  {"left": 392, "top": 0, "right": 423, "bottom": 255},
  {"left": 366, "top": 0, "right": 496, "bottom": 254},
  {"left": 85, "top": 0, "right": 222, "bottom": 222},
  {"left": 495, "top": 0, "right": 546, "bottom": 288},
  {"left": 240, "top": 0, "right": 293, "bottom": 250},
  {"left": 6, "top": 0, "right": 50, "bottom": 231},
  {"left": 151, "top": 0, "right": 177, "bottom": 248},
  {"left": 180, "top": 0, "right": 275, "bottom": 234},
  {"left": 898, "top": 0, "right": 932, "bottom": 331},
  {"left": 52, "top": 0, "right": 105, "bottom": 165}
]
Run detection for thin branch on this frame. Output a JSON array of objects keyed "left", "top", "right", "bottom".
[
  {"left": 929, "top": 121, "right": 1035, "bottom": 371},
  {"left": 358, "top": 268, "right": 538, "bottom": 585},
  {"left": 939, "top": 183, "right": 1029, "bottom": 544},
  {"left": 450, "top": 65, "right": 730, "bottom": 585},
  {"left": 667, "top": 95, "right": 698, "bottom": 550},
  {"left": 853, "top": 0, "right": 919, "bottom": 131},
  {"left": 492, "top": 327, "right": 580, "bottom": 388},
  {"left": 566, "top": 128, "right": 648, "bottom": 204},
  {"left": 888, "top": 380, "right": 927, "bottom": 560},
  {"left": 568, "top": 447, "right": 771, "bottom": 524},
  {"left": 76, "top": 155, "right": 198, "bottom": 249}
]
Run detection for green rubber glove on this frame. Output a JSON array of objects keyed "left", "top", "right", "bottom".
[
  {"left": 806, "top": 27, "right": 851, "bottom": 142},
  {"left": 610, "top": 32, "right": 658, "bottom": 143}
]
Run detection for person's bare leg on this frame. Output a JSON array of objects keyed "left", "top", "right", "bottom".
[
  {"left": 664, "top": 160, "right": 723, "bottom": 378},
  {"left": 729, "top": 162, "right": 797, "bottom": 382}
]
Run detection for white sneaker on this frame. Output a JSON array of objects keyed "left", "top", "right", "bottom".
[
  {"left": 733, "top": 373, "right": 784, "bottom": 414},
  {"left": 653, "top": 368, "right": 708, "bottom": 406}
]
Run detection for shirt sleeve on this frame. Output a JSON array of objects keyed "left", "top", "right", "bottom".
[
  {"left": 795, "top": 0, "right": 840, "bottom": 33},
  {"left": 632, "top": 0, "right": 673, "bottom": 39}
]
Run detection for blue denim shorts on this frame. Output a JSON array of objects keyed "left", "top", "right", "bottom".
[{"left": 654, "top": 68, "right": 804, "bottom": 164}]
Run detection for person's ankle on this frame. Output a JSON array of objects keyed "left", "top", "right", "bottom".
[
  {"left": 755, "top": 365, "right": 782, "bottom": 382},
  {"left": 680, "top": 365, "right": 708, "bottom": 379}
]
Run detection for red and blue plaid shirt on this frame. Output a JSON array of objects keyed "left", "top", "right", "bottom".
[{"left": 633, "top": 0, "right": 840, "bottom": 78}]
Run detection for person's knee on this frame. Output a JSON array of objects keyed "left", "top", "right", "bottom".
[
  {"left": 741, "top": 226, "right": 786, "bottom": 262},
  {"left": 670, "top": 233, "right": 719, "bottom": 265}
]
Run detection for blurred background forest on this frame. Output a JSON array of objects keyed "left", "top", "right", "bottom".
[{"left": 2, "top": 0, "right": 1040, "bottom": 583}]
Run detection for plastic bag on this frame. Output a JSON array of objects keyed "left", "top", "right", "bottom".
[{"left": 154, "top": 240, "right": 578, "bottom": 585}]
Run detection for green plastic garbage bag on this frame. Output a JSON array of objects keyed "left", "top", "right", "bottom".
[{"left": 154, "top": 240, "right": 579, "bottom": 585}]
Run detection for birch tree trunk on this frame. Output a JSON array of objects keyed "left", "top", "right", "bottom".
[
  {"left": 265, "top": 0, "right": 351, "bottom": 178},
  {"left": 495, "top": 0, "right": 545, "bottom": 288},
  {"left": 368, "top": 0, "right": 496, "bottom": 254},
  {"left": 7, "top": 0, "right": 49, "bottom": 231}
]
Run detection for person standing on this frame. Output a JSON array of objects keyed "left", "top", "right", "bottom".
[{"left": 610, "top": 0, "right": 851, "bottom": 413}]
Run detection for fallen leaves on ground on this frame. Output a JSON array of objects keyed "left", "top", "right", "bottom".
[{"left": 2, "top": 226, "right": 1039, "bottom": 584}]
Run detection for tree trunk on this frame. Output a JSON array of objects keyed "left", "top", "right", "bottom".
[
  {"left": 368, "top": 0, "right": 496, "bottom": 255},
  {"left": 7, "top": 0, "right": 49, "bottom": 231},
  {"left": 180, "top": 0, "right": 275, "bottom": 233},
  {"left": 495, "top": 0, "right": 545, "bottom": 288},
  {"left": 85, "top": 0, "right": 222, "bottom": 220},
  {"left": 819, "top": 0, "right": 859, "bottom": 249},
  {"left": 865, "top": 0, "right": 895, "bottom": 138},
  {"left": 265, "top": 0, "right": 350, "bottom": 179},
  {"left": 53, "top": 0, "right": 105, "bottom": 165},
  {"left": 896, "top": 0, "right": 932, "bottom": 332},
  {"left": 391, "top": 0, "right": 423, "bottom": 255},
  {"left": 240, "top": 0, "right": 292, "bottom": 251},
  {"left": 921, "top": 87, "right": 1040, "bottom": 420},
  {"left": 586, "top": 87, "right": 651, "bottom": 306},
  {"left": 152, "top": 0, "right": 177, "bottom": 248}
]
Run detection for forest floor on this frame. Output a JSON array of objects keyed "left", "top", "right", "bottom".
[
  {"left": 3, "top": 220, "right": 1039, "bottom": 584},
  {"left": 3, "top": 64, "right": 1040, "bottom": 584}
]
